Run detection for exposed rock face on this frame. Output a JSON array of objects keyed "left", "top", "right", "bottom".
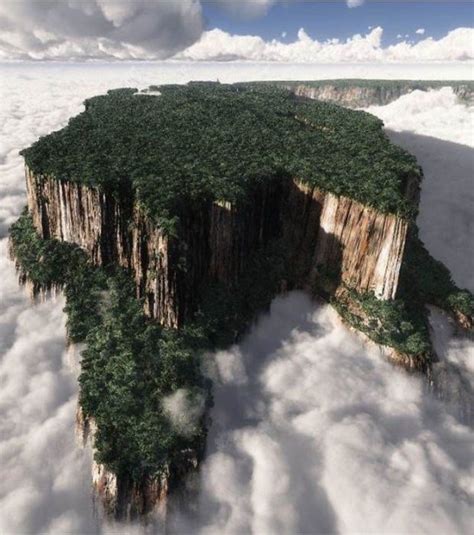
[
  {"left": 25, "top": 167, "right": 288, "bottom": 326},
  {"left": 75, "top": 406, "right": 197, "bottom": 523},
  {"left": 90, "top": 461, "right": 170, "bottom": 523},
  {"left": 291, "top": 83, "right": 474, "bottom": 108},
  {"left": 453, "top": 310, "right": 473, "bottom": 331},
  {"left": 286, "top": 181, "right": 407, "bottom": 299},
  {"left": 26, "top": 167, "right": 408, "bottom": 328}
]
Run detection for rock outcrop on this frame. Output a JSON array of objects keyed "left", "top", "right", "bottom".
[
  {"left": 286, "top": 180, "right": 407, "bottom": 299},
  {"left": 75, "top": 406, "right": 198, "bottom": 523},
  {"left": 26, "top": 167, "right": 409, "bottom": 329},
  {"left": 290, "top": 82, "right": 474, "bottom": 108}
]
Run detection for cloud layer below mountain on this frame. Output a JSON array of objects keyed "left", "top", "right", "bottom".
[
  {"left": 0, "top": 64, "right": 473, "bottom": 533},
  {"left": 367, "top": 87, "right": 474, "bottom": 148},
  {"left": 173, "top": 292, "right": 473, "bottom": 534}
]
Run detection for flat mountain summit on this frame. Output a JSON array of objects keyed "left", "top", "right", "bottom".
[{"left": 22, "top": 83, "right": 421, "bottom": 220}]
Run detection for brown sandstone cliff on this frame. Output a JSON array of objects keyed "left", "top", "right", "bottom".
[
  {"left": 290, "top": 83, "right": 474, "bottom": 108},
  {"left": 26, "top": 167, "right": 408, "bottom": 329},
  {"left": 286, "top": 180, "right": 407, "bottom": 299}
]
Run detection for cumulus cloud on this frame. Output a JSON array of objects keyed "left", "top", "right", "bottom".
[
  {"left": 347, "top": 0, "right": 365, "bottom": 7},
  {"left": 0, "top": 2, "right": 472, "bottom": 63},
  {"left": 0, "top": 0, "right": 203, "bottom": 60},
  {"left": 367, "top": 87, "right": 474, "bottom": 148},
  {"left": 1, "top": 64, "right": 473, "bottom": 533},
  {"left": 416, "top": 28, "right": 426, "bottom": 35},
  {"left": 176, "top": 26, "right": 474, "bottom": 62},
  {"left": 177, "top": 26, "right": 385, "bottom": 62}
]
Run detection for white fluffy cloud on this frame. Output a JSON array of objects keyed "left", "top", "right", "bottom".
[
  {"left": 171, "top": 293, "right": 474, "bottom": 534},
  {"left": 0, "top": 0, "right": 203, "bottom": 60},
  {"left": 0, "top": 246, "right": 99, "bottom": 534},
  {"left": 176, "top": 26, "right": 382, "bottom": 61},
  {"left": 0, "top": 1, "right": 472, "bottom": 62},
  {"left": 368, "top": 87, "right": 474, "bottom": 148},
  {"left": 0, "top": 72, "right": 103, "bottom": 529},
  {"left": 416, "top": 28, "right": 426, "bottom": 35},
  {"left": 1, "top": 64, "right": 473, "bottom": 533},
  {"left": 177, "top": 26, "right": 474, "bottom": 62}
]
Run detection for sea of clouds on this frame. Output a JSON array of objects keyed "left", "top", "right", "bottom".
[{"left": 0, "top": 63, "right": 473, "bottom": 534}]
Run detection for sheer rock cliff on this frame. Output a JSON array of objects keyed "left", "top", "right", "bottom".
[
  {"left": 26, "top": 167, "right": 409, "bottom": 327},
  {"left": 290, "top": 83, "right": 474, "bottom": 108}
]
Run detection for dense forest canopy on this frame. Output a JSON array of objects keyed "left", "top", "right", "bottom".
[{"left": 21, "top": 83, "right": 421, "bottom": 219}]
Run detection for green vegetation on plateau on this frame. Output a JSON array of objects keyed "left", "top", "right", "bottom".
[
  {"left": 9, "top": 211, "right": 286, "bottom": 481},
  {"left": 21, "top": 83, "right": 421, "bottom": 219}
]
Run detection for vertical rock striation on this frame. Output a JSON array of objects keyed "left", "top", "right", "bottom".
[
  {"left": 285, "top": 180, "right": 407, "bottom": 299},
  {"left": 25, "top": 167, "right": 408, "bottom": 318},
  {"left": 290, "top": 83, "right": 474, "bottom": 108},
  {"left": 291, "top": 84, "right": 410, "bottom": 108}
]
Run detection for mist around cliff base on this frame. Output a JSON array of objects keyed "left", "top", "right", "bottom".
[{"left": 0, "top": 64, "right": 473, "bottom": 534}]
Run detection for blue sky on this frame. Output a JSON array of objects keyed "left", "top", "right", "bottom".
[
  {"left": 202, "top": 1, "right": 474, "bottom": 44},
  {"left": 0, "top": 1, "right": 472, "bottom": 61}
]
